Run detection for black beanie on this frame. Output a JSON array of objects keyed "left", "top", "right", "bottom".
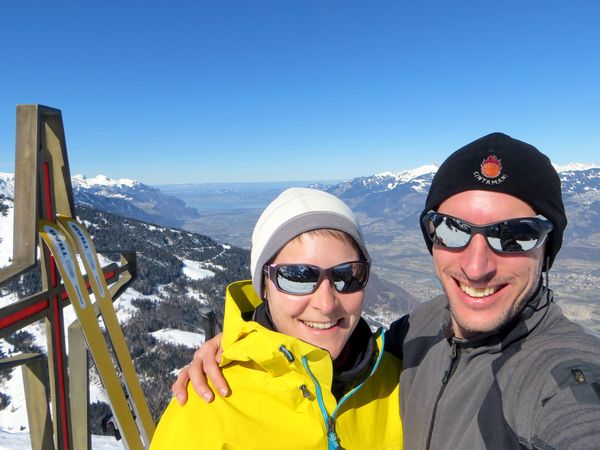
[{"left": 420, "top": 132, "right": 567, "bottom": 270}]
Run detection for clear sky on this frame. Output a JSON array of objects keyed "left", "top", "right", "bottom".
[{"left": 0, "top": 1, "right": 598, "bottom": 184}]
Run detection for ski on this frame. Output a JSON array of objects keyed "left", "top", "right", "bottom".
[
  {"left": 56, "top": 214, "right": 155, "bottom": 446},
  {"left": 39, "top": 219, "right": 147, "bottom": 450}
]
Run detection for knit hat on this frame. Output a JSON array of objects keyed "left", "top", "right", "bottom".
[
  {"left": 251, "top": 187, "right": 369, "bottom": 298},
  {"left": 420, "top": 132, "right": 567, "bottom": 270}
]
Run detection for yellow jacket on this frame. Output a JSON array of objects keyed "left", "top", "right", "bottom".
[{"left": 150, "top": 280, "right": 403, "bottom": 450}]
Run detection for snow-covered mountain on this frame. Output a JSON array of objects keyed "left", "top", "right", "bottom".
[
  {"left": 314, "top": 164, "right": 438, "bottom": 197},
  {"left": 324, "top": 163, "right": 600, "bottom": 198},
  {"left": 0, "top": 172, "right": 199, "bottom": 229},
  {"left": 314, "top": 164, "right": 438, "bottom": 224},
  {"left": 71, "top": 174, "right": 199, "bottom": 227},
  {"left": 313, "top": 164, "right": 600, "bottom": 226},
  {"left": 555, "top": 164, "right": 600, "bottom": 195},
  {"left": 0, "top": 173, "right": 15, "bottom": 199},
  {"left": 71, "top": 174, "right": 138, "bottom": 189},
  {"left": 2, "top": 163, "right": 598, "bottom": 227}
]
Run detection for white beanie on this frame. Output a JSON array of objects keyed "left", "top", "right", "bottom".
[{"left": 251, "top": 187, "right": 369, "bottom": 298}]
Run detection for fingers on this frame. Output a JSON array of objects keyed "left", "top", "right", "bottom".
[
  {"left": 188, "top": 357, "right": 215, "bottom": 403},
  {"left": 202, "top": 344, "right": 230, "bottom": 398},
  {"left": 188, "top": 333, "right": 229, "bottom": 403},
  {"left": 171, "top": 365, "right": 191, "bottom": 405}
]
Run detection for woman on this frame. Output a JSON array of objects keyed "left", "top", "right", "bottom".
[{"left": 150, "top": 188, "right": 402, "bottom": 449}]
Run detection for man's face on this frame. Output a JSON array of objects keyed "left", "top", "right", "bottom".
[{"left": 432, "top": 190, "right": 545, "bottom": 338}]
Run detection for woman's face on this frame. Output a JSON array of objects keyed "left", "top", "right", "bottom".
[{"left": 264, "top": 232, "right": 365, "bottom": 360}]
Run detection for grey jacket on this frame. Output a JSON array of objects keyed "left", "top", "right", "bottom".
[{"left": 388, "top": 284, "right": 600, "bottom": 449}]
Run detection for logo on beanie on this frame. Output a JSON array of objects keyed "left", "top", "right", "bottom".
[{"left": 473, "top": 155, "right": 508, "bottom": 184}]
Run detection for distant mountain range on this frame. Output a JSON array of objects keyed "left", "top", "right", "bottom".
[
  {"left": 2, "top": 162, "right": 598, "bottom": 230},
  {"left": 320, "top": 163, "right": 600, "bottom": 219},
  {"left": 71, "top": 174, "right": 200, "bottom": 228},
  {"left": 0, "top": 173, "right": 199, "bottom": 229}
]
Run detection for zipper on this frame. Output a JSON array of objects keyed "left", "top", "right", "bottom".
[
  {"left": 425, "top": 339, "right": 460, "bottom": 450},
  {"left": 301, "top": 356, "right": 342, "bottom": 450},
  {"left": 326, "top": 417, "right": 339, "bottom": 449},
  {"left": 300, "top": 330, "right": 387, "bottom": 450}
]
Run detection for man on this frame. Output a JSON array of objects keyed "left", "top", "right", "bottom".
[
  {"left": 173, "top": 132, "right": 600, "bottom": 449},
  {"left": 387, "top": 132, "right": 600, "bottom": 448}
]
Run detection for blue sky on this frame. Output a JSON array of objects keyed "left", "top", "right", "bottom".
[{"left": 0, "top": 1, "right": 598, "bottom": 184}]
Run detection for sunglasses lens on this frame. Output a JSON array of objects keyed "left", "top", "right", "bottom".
[
  {"left": 486, "top": 219, "right": 543, "bottom": 252},
  {"left": 428, "top": 214, "right": 472, "bottom": 248},
  {"left": 426, "top": 213, "right": 550, "bottom": 254},
  {"left": 331, "top": 262, "right": 369, "bottom": 293},
  {"left": 276, "top": 264, "right": 319, "bottom": 294},
  {"left": 272, "top": 262, "right": 369, "bottom": 295}
]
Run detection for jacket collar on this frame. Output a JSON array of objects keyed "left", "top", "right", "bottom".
[
  {"left": 220, "top": 280, "right": 382, "bottom": 395},
  {"left": 220, "top": 280, "right": 333, "bottom": 372}
]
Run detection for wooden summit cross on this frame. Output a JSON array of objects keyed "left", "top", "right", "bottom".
[{"left": 0, "top": 105, "right": 155, "bottom": 449}]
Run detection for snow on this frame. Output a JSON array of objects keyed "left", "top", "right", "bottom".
[
  {"left": 367, "top": 165, "right": 439, "bottom": 193},
  {"left": 0, "top": 430, "right": 125, "bottom": 449},
  {"left": 372, "top": 162, "right": 600, "bottom": 185},
  {"left": 186, "top": 291, "right": 208, "bottom": 303},
  {"left": 376, "top": 164, "right": 439, "bottom": 182},
  {"left": 0, "top": 292, "right": 18, "bottom": 310},
  {"left": 181, "top": 259, "right": 215, "bottom": 280},
  {"left": 202, "top": 261, "right": 226, "bottom": 272},
  {"left": 150, "top": 328, "right": 205, "bottom": 348},
  {"left": 0, "top": 431, "right": 32, "bottom": 450},
  {"left": 554, "top": 163, "right": 600, "bottom": 172},
  {"left": 0, "top": 204, "right": 14, "bottom": 269},
  {"left": 72, "top": 174, "right": 137, "bottom": 189},
  {"left": 0, "top": 359, "right": 27, "bottom": 434},
  {"left": 113, "top": 287, "right": 160, "bottom": 322},
  {"left": 0, "top": 173, "right": 14, "bottom": 198}
]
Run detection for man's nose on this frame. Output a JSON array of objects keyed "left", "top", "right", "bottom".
[{"left": 460, "top": 233, "right": 497, "bottom": 281}]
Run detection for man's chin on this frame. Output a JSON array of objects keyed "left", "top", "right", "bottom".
[{"left": 450, "top": 302, "right": 522, "bottom": 338}]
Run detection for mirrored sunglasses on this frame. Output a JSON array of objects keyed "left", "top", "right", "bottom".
[
  {"left": 264, "top": 261, "right": 370, "bottom": 295},
  {"left": 422, "top": 211, "right": 554, "bottom": 253}
]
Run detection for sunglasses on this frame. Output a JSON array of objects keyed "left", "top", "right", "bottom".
[
  {"left": 422, "top": 211, "right": 553, "bottom": 254},
  {"left": 264, "top": 261, "right": 370, "bottom": 295}
]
